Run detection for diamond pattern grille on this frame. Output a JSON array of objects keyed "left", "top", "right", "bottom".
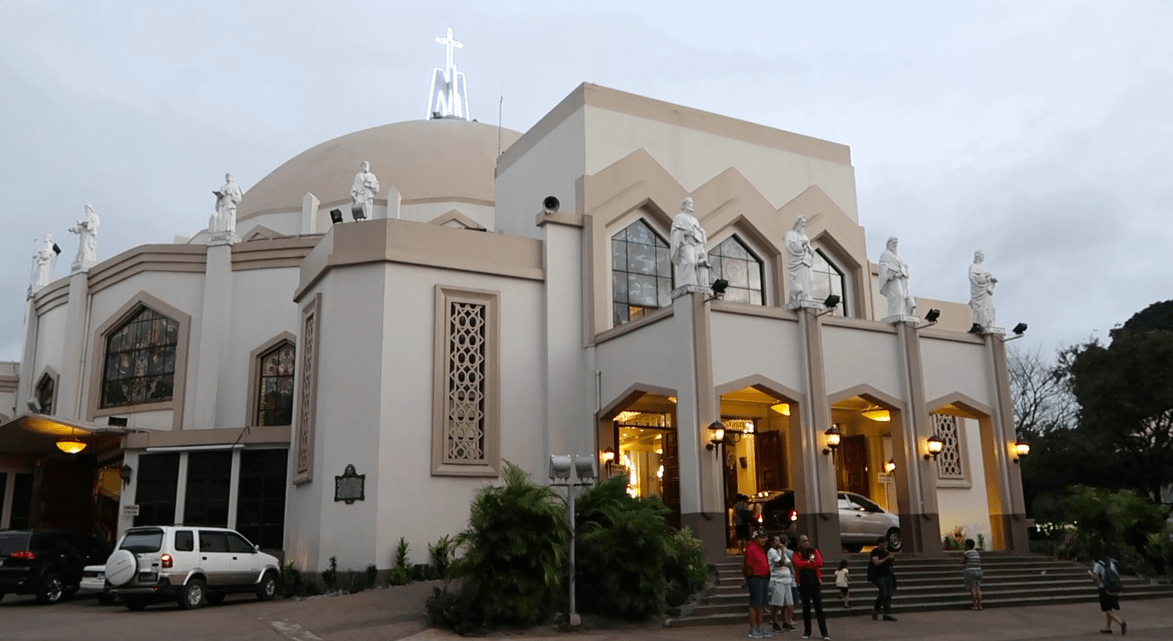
[
  {"left": 932, "top": 413, "right": 964, "bottom": 479},
  {"left": 296, "top": 312, "right": 316, "bottom": 475},
  {"left": 446, "top": 302, "right": 486, "bottom": 462}
]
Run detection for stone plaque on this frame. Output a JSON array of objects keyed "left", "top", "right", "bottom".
[{"left": 334, "top": 464, "right": 365, "bottom": 504}]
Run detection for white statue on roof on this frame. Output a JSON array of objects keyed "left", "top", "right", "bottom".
[
  {"left": 211, "top": 173, "right": 243, "bottom": 238},
  {"left": 969, "top": 250, "right": 998, "bottom": 332},
  {"left": 350, "top": 161, "right": 380, "bottom": 221},
  {"left": 785, "top": 216, "right": 815, "bottom": 308},
  {"left": 878, "top": 236, "right": 915, "bottom": 320},
  {"left": 670, "top": 197, "right": 710, "bottom": 289},
  {"left": 29, "top": 234, "right": 58, "bottom": 296},
  {"left": 68, "top": 205, "right": 100, "bottom": 272}
]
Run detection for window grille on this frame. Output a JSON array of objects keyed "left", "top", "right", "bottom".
[
  {"left": 932, "top": 413, "right": 965, "bottom": 479},
  {"left": 445, "top": 301, "right": 487, "bottom": 462}
]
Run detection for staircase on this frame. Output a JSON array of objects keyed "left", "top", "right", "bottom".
[{"left": 665, "top": 552, "right": 1173, "bottom": 627}]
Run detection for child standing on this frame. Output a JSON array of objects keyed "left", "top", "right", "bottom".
[{"left": 834, "top": 558, "right": 851, "bottom": 608}]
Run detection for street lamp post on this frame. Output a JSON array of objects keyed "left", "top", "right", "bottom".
[{"left": 549, "top": 454, "right": 598, "bottom": 627}]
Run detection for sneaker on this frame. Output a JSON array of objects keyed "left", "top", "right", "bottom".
[
  {"left": 748, "top": 631, "right": 762, "bottom": 638},
  {"left": 772, "top": 622, "right": 783, "bottom": 632},
  {"left": 871, "top": 611, "right": 878, "bottom": 621},
  {"left": 801, "top": 636, "right": 810, "bottom": 640},
  {"left": 783, "top": 623, "right": 797, "bottom": 630},
  {"left": 760, "top": 630, "right": 773, "bottom": 638},
  {"left": 823, "top": 637, "right": 831, "bottom": 640},
  {"left": 883, "top": 615, "right": 898, "bottom": 621}
]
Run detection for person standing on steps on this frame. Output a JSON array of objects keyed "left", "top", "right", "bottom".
[
  {"left": 792, "top": 534, "right": 830, "bottom": 640},
  {"left": 767, "top": 534, "right": 796, "bottom": 632},
  {"left": 1091, "top": 553, "right": 1127, "bottom": 635},
  {"left": 962, "top": 538, "right": 983, "bottom": 610},
  {"left": 745, "top": 530, "right": 773, "bottom": 638},
  {"left": 869, "top": 536, "right": 897, "bottom": 621}
]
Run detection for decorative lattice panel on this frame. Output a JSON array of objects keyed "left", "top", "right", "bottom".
[
  {"left": 932, "top": 413, "right": 965, "bottom": 479},
  {"left": 296, "top": 312, "right": 316, "bottom": 476},
  {"left": 445, "top": 302, "right": 487, "bottom": 462}
]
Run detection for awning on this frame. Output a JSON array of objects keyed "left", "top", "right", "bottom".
[{"left": 0, "top": 413, "right": 125, "bottom": 458}]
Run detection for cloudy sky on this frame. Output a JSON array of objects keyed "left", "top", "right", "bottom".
[{"left": 2, "top": 0, "right": 1171, "bottom": 363}]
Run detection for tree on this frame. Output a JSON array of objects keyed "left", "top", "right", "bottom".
[{"left": 1008, "top": 344, "right": 1078, "bottom": 438}]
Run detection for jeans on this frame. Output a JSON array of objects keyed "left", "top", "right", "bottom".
[
  {"left": 798, "top": 583, "right": 828, "bottom": 637},
  {"left": 873, "top": 575, "right": 895, "bottom": 614}
]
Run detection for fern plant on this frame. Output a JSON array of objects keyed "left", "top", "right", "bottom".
[
  {"left": 390, "top": 537, "right": 411, "bottom": 585},
  {"left": 450, "top": 461, "right": 568, "bottom": 626}
]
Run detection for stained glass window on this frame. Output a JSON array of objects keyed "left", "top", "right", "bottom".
[
  {"left": 257, "top": 342, "right": 295, "bottom": 426},
  {"left": 100, "top": 307, "right": 180, "bottom": 408},
  {"left": 612, "top": 220, "right": 673, "bottom": 326},
  {"left": 707, "top": 235, "right": 765, "bottom": 305},
  {"left": 811, "top": 249, "right": 848, "bottom": 317}
]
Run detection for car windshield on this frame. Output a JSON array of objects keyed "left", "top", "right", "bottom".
[
  {"left": 0, "top": 531, "right": 32, "bottom": 556},
  {"left": 119, "top": 529, "right": 164, "bottom": 553}
]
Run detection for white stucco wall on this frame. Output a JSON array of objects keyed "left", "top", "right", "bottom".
[
  {"left": 583, "top": 106, "right": 859, "bottom": 220},
  {"left": 920, "top": 337, "right": 996, "bottom": 407},
  {"left": 594, "top": 314, "right": 692, "bottom": 408},
  {"left": 31, "top": 305, "right": 68, "bottom": 392},
  {"left": 710, "top": 311, "right": 805, "bottom": 395},
  {"left": 495, "top": 106, "right": 587, "bottom": 239},
  {"left": 821, "top": 325, "right": 905, "bottom": 401}
]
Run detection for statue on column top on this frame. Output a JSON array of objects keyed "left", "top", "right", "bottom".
[
  {"left": 784, "top": 215, "right": 815, "bottom": 308},
  {"left": 968, "top": 250, "right": 998, "bottom": 332},
  {"left": 211, "top": 172, "right": 243, "bottom": 237},
  {"left": 878, "top": 236, "right": 916, "bottom": 320},
  {"left": 29, "top": 234, "right": 58, "bottom": 296},
  {"left": 669, "top": 197, "right": 710, "bottom": 289},
  {"left": 68, "top": 205, "right": 100, "bottom": 271},
  {"left": 350, "top": 160, "right": 380, "bottom": 221}
]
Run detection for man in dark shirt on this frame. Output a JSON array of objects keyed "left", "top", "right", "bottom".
[{"left": 869, "top": 536, "right": 897, "bottom": 621}]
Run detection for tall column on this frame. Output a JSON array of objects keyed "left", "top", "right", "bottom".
[
  {"left": 675, "top": 289, "right": 724, "bottom": 561},
  {"left": 16, "top": 300, "right": 40, "bottom": 411},
  {"left": 57, "top": 272, "right": 91, "bottom": 421},
  {"left": 895, "top": 320, "right": 943, "bottom": 556},
  {"left": 986, "top": 337, "right": 1029, "bottom": 552},
  {"left": 793, "top": 308, "right": 840, "bottom": 550},
  {"left": 190, "top": 243, "right": 233, "bottom": 429}
]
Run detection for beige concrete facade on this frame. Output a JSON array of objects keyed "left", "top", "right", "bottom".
[{"left": 0, "top": 83, "right": 1025, "bottom": 569}]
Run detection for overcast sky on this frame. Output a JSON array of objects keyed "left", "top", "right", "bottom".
[{"left": 2, "top": 0, "right": 1171, "bottom": 364}]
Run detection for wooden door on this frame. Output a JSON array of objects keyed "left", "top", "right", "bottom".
[
  {"left": 754, "top": 430, "right": 787, "bottom": 491},
  {"left": 661, "top": 430, "right": 681, "bottom": 528},
  {"left": 838, "top": 435, "right": 870, "bottom": 498}
]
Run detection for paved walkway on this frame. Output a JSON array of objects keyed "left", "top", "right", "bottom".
[{"left": 265, "top": 583, "right": 1173, "bottom": 641}]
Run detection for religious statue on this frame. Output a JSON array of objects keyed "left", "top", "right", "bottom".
[
  {"left": 29, "top": 234, "right": 57, "bottom": 296},
  {"left": 784, "top": 216, "right": 815, "bottom": 308},
  {"left": 68, "top": 205, "right": 100, "bottom": 271},
  {"left": 211, "top": 173, "right": 243, "bottom": 236},
  {"left": 669, "top": 196, "right": 710, "bottom": 288},
  {"left": 878, "top": 236, "right": 915, "bottom": 319},
  {"left": 350, "top": 161, "right": 380, "bottom": 220},
  {"left": 968, "top": 250, "right": 998, "bottom": 332}
]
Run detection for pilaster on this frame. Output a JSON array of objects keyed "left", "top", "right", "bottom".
[
  {"left": 56, "top": 271, "right": 90, "bottom": 420},
  {"left": 301, "top": 193, "right": 320, "bottom": 235},
  {"left": 794, "top": 308, "right": 840, "bottom": 550},
  {"left": 191, "top": 244, "right": 233, "bottom": 429},
  {"left": 896, "top": 320, "right": 942, "bottom": 556},
  {"left": 987, "top": 337, "right": 1030, "bottom": 552}
]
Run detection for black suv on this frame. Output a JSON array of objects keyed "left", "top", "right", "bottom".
[{"left": 0, "top": 530, "right": 111, "bottom": 604}]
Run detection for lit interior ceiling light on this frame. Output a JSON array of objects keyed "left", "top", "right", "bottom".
[
  {"left": 770, "top": 402, "right": 791, "bottom": 415},
  {"left": 56, "top": 439, "right": 87, "bottom": 454},
  {"left": 615, "top": 411, "right": 640, "bottom": 423},
  {"left": 862, "top": 408, "right": 891, "bottom": 422}
]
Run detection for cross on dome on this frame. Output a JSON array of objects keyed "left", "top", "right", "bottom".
[
  {"left": 426, "top": 27, "right": 471, "bottom": 121},
  {"left": 434, "top": 27, "right": 463, "bottom": 75}
]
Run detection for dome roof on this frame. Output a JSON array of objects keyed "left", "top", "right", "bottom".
[{"left": 238, "top": 119, "right": 522, "bottom": 220}]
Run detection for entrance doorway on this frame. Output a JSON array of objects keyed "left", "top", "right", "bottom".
[{"left": 603, "top": 393, "right": 681, "bottom": 528}]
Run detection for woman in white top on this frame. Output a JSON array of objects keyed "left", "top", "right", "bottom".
[{"left": 767, "top": 535, "right": 796, "bottom": 632}]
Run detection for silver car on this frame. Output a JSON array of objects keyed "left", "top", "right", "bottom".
[{"left": 749, "top": 490, "right": 901, "bottom": 552}]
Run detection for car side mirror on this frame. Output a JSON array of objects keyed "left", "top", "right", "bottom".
[{"left": 254, "top": 544, "right": 260, "bottom": 553}]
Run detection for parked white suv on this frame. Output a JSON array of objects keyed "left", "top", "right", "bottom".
[{"left": 105, "top": 526, "right": 281, "bottom": 610}]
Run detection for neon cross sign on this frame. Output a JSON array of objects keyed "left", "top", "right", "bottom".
[{"left": 427, "top": 27, "right": 471, "bottom": 121}]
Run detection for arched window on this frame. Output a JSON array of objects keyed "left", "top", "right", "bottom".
[
  {"left": 256, "top": 342, "right": 296, "bottom": 426},
  {"left": 812, "top": 249, "right": 848, "bottom": 317},
  {"left": 35, "top": 374, "right": 55, "bottom": 415},
  {"left": 611, "top": 220, "right": 673, "bottom": 326},
  {"left": 100, "top": 306, "right": 180, "bottom": 408},
  {"left": 707, "top": 235, "right": 765, "bottom": 305}
]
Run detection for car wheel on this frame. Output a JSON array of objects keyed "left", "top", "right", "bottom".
[
  {"left": 256, "top": 571, "right": 279, "bottom": 601},
  {"left": 178, "top": 579, "right": 206, "bottom": 610},
  {"left": 97, "top": 593, "right": 117, "bottom": 605},
  {"left": 123, "top": 596, "right": 149, "bottom": 611},
  {"left": 886, "top": 528, "right": 902, "bottom": 552},
  {"left": 843, "top": 543, "right": 863, "bottom": 553},
  {"left": 36, "top": 574, "right": 65, "bottom": 605},
  {"left": 206, "top": 593, "right": 225, "bottom": 605}
]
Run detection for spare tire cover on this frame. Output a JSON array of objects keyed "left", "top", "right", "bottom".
[{"left": 105, "top": 549, "right": 138, "bottom": 587}]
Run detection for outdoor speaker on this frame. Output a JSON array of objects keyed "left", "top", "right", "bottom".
[{"left": 542, "top": 196, "right": 560, "bottom": 213}]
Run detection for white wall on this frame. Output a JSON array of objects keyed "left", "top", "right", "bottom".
[
  {"left": 710, "top": 312, "right": 805, "bottom": 394},
  {"left": 821, "top": 325, "right": 905, "bottom": 401},
  {"left": 495, "top": 107, "right": 586, "bottom": 239},
  {"left": 920, "top": 337, "right": 997, "bottom": 406},
  {"left": 936, "top": 417, "right": 993, "bottom": 547}
]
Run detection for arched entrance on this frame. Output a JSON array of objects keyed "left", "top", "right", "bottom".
[{"left": 597, "top": 387, "right": 681, "bottom": 528}]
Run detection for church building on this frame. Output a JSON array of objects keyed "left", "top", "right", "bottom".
[{"left": 0, "top": 37, "right": 1028, "bottom": 569}]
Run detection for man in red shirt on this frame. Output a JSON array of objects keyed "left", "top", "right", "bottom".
[{"left": 745, "top": 529, "right": 772, "bottom": 638}]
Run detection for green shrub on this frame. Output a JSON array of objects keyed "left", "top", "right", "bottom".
[
  {"left": 574, "top": 475, "right": 672, "bottom": 619},
  {"left": 665, "top": 527, "right": 708, "bottom": 595},
  {"left": 322, "top": 556, "right": 338, "bottom": 592},
  {"left": 426, "top": 586, "right": 485, "bottom": 635},
  {"left": 429, "top": 535, "right": 454, "bottom": 579},
  {"left": 282, "top": 561, "right": 302, "bottom": 598},
  {"left": 449, "top": 461, "right": 568, "bottom": 627},
  {"left": 1061, "top": 486, "right": 1169, "bottom": 561}
]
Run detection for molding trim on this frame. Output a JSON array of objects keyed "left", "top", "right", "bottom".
[
  {"left": 86, "top": 245, "right": 209, "bottom": 295},
  {"left": 231, "top": 236, "right": 319, "bottom": 272},
  {"left": 599, "top": 382, "right": 678, "bottom": 422},
  {"left": 292, "top": 293, "right": 321, "bottom": 484},
  {"left": 85, "top": 291, "right": 192, "bottom": 432},
  {"left": 428, "top": 209, "right": 485, "bottom": 230}
]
